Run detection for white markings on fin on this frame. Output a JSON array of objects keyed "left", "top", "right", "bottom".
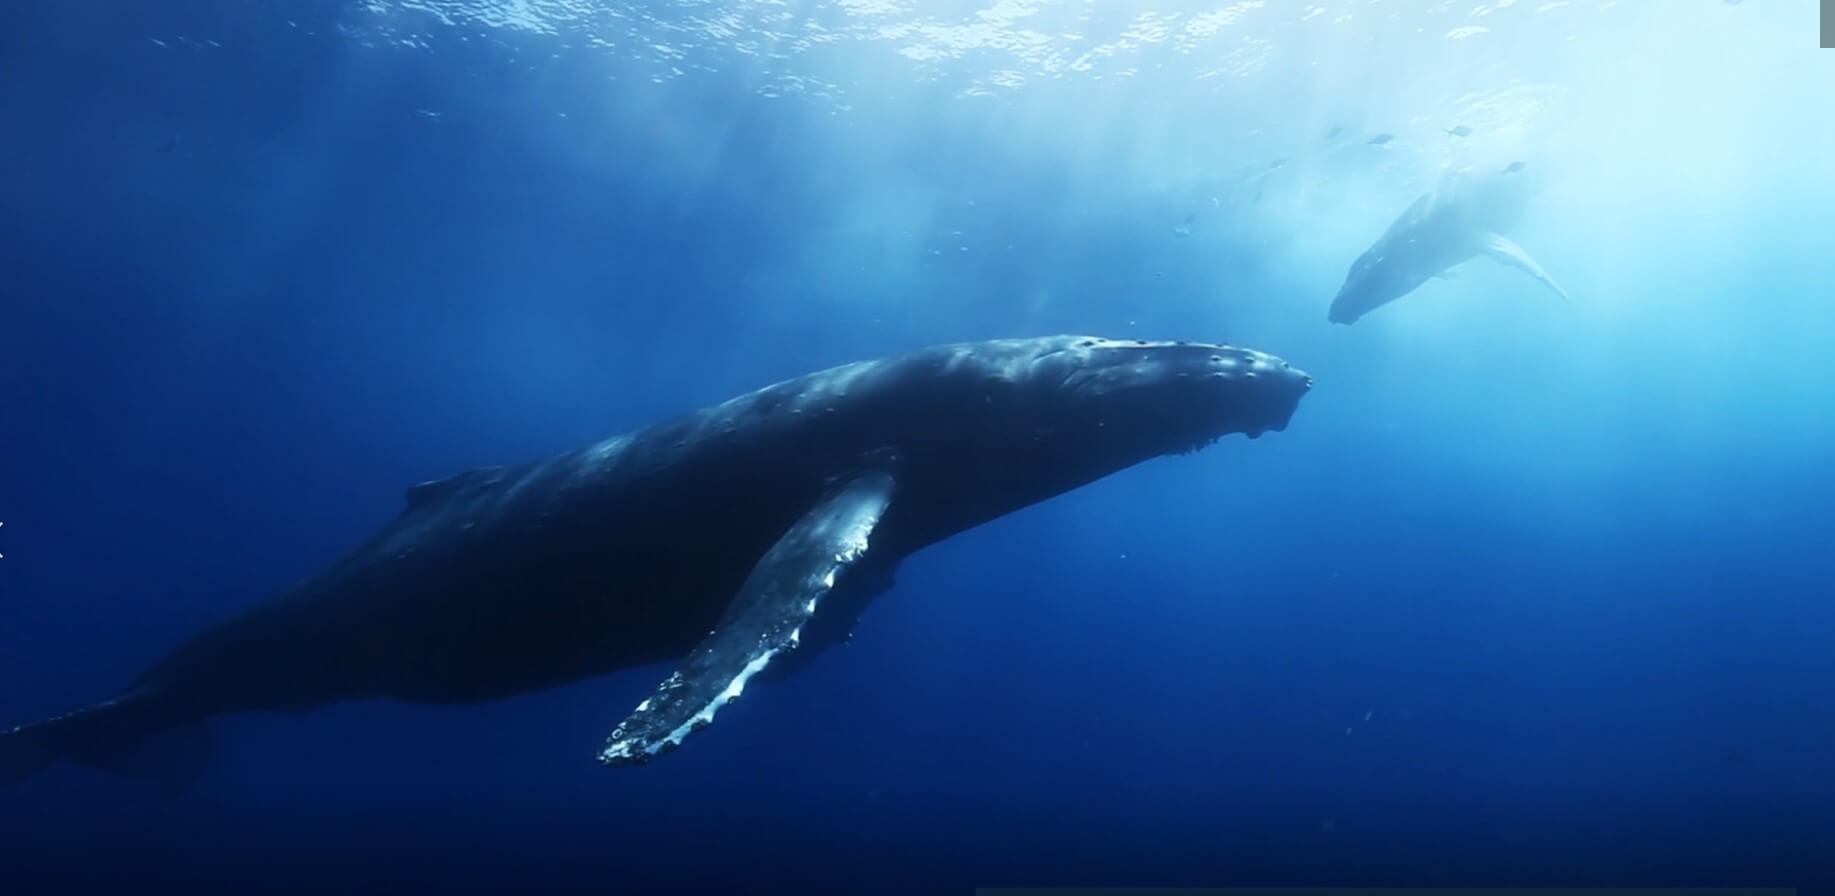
[
  {"left": 638, "top": 651, "right": 779, "bottom": 761},
  {"left": 597, "top": 471, "right": 897, "bottom": 766},
  {"left": 1479, "top": 231, "right": 1570, "bottom": 301}
]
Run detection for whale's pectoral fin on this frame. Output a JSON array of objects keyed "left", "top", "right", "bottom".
[
  {"left": 1479, "top": 231, "right": 1570, "bottom": 301},
  {"left": 598, "top": 470, "right": 898, "bottom": 766},
  {"left": 0, "top": 693, "right": 210, "bottom": 795}
]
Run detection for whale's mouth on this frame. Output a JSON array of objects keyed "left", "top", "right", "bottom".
[
  {"left": 1042, "top": 339, "right": 1311, "bottom": 456},
  {"left": 1176, "top": 365, "right": 1311, "bottom": 452},
  {"left": 1240, "top": 371, "right": 1311, "bottom": 440}
]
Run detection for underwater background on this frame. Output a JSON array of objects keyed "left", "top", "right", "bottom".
[{"left": 3, "top": 0, "right": 1833, "bottom": 892}]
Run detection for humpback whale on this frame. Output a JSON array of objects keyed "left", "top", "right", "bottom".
[
  {"left": 1328, "top": 165, "right": 1570, "bottom": 325},
  {"left": 0, "top": 335, "right": 1311, "bottom": 784}
]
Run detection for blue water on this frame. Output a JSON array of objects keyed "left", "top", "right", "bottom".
[{"left": 4, "top": 1, "right": 1833, "bottom": 892}]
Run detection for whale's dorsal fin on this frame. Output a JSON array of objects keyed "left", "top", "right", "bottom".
[
  {"left": 1478, "top": 232, "right": 1570, "bottom": 302},
  {"left": 598, "top": 469, "right": 898, "bottom": 766},
  {"left": 403, "top": 466, "right": 505, "bottom": 512}
]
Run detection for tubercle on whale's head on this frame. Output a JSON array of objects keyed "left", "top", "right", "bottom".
[{"left": 1024, "top": 336, "right": 1312, "bottom": 460}]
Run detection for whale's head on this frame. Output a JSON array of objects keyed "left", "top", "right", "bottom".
[
  {"left": 802, "top": 335, "right": 1311, "bottom": 548},
  {"left": 1029, "top": 337, "right": 1312, "bottom": 453},
  {"left": 892, "top": 335, "right": 1310, "bottom": 520},
  {"left": 1328, "top": 244, "right": 1417, "bottom": 325},
  {"left": 873, "top": 336, "right": 1311, "bottom": 514}
]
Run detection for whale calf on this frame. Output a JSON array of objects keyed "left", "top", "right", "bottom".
[
  {"left": 1328, "top": 165, "right": 1569, "bottom": 325},
  {"left": 0, "top": 335, "right": 1311, "bottom": 785}
]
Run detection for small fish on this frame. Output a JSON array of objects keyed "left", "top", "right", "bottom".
[
  {"left": 1501, "top": 161, "right": 1526, "bottom": 174},
  {"left": 1367, "top": 134, "right": 1393, "bottom": 146},
  {"left": 1325, "top": 125, "right": 1343, "bottom": 139},
  {"left": 1444, "top": 125, "right": 1472, "bottom": 137}
]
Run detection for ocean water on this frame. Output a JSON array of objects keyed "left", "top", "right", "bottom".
[{"left": 2, "top": 1, "right": 1833, "bottom": 892}]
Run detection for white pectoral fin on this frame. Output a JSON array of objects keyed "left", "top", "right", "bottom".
[
  {"left": 1480, "top": 232, "right": 1570, "bottom": 301},
  {"left": 597, "top": 470, "right": 898, "bottom": 767}
]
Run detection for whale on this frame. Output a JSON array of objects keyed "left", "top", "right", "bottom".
[
  {"left": 1328, "top": 165, "right": 1570, "bottom": 325},
  {"left": 0, "top": 335, "right": 1311, "bottom": 786}
]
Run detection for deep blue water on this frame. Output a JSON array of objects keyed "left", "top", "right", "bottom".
[{"left": 4, "top": 1, "right": 1834, "bottom": 892}]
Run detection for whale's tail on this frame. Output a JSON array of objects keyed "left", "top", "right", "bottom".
[{"left": 0, "top": 691, "right": 210, "bottom": 794}]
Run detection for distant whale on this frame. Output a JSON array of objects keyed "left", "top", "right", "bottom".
[
  {"left": 1328, "top": 166, "right": 1569, "bottom": 325},
  {"left": 0, "top": 335, "right": 1311, "bottom": 787}
]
